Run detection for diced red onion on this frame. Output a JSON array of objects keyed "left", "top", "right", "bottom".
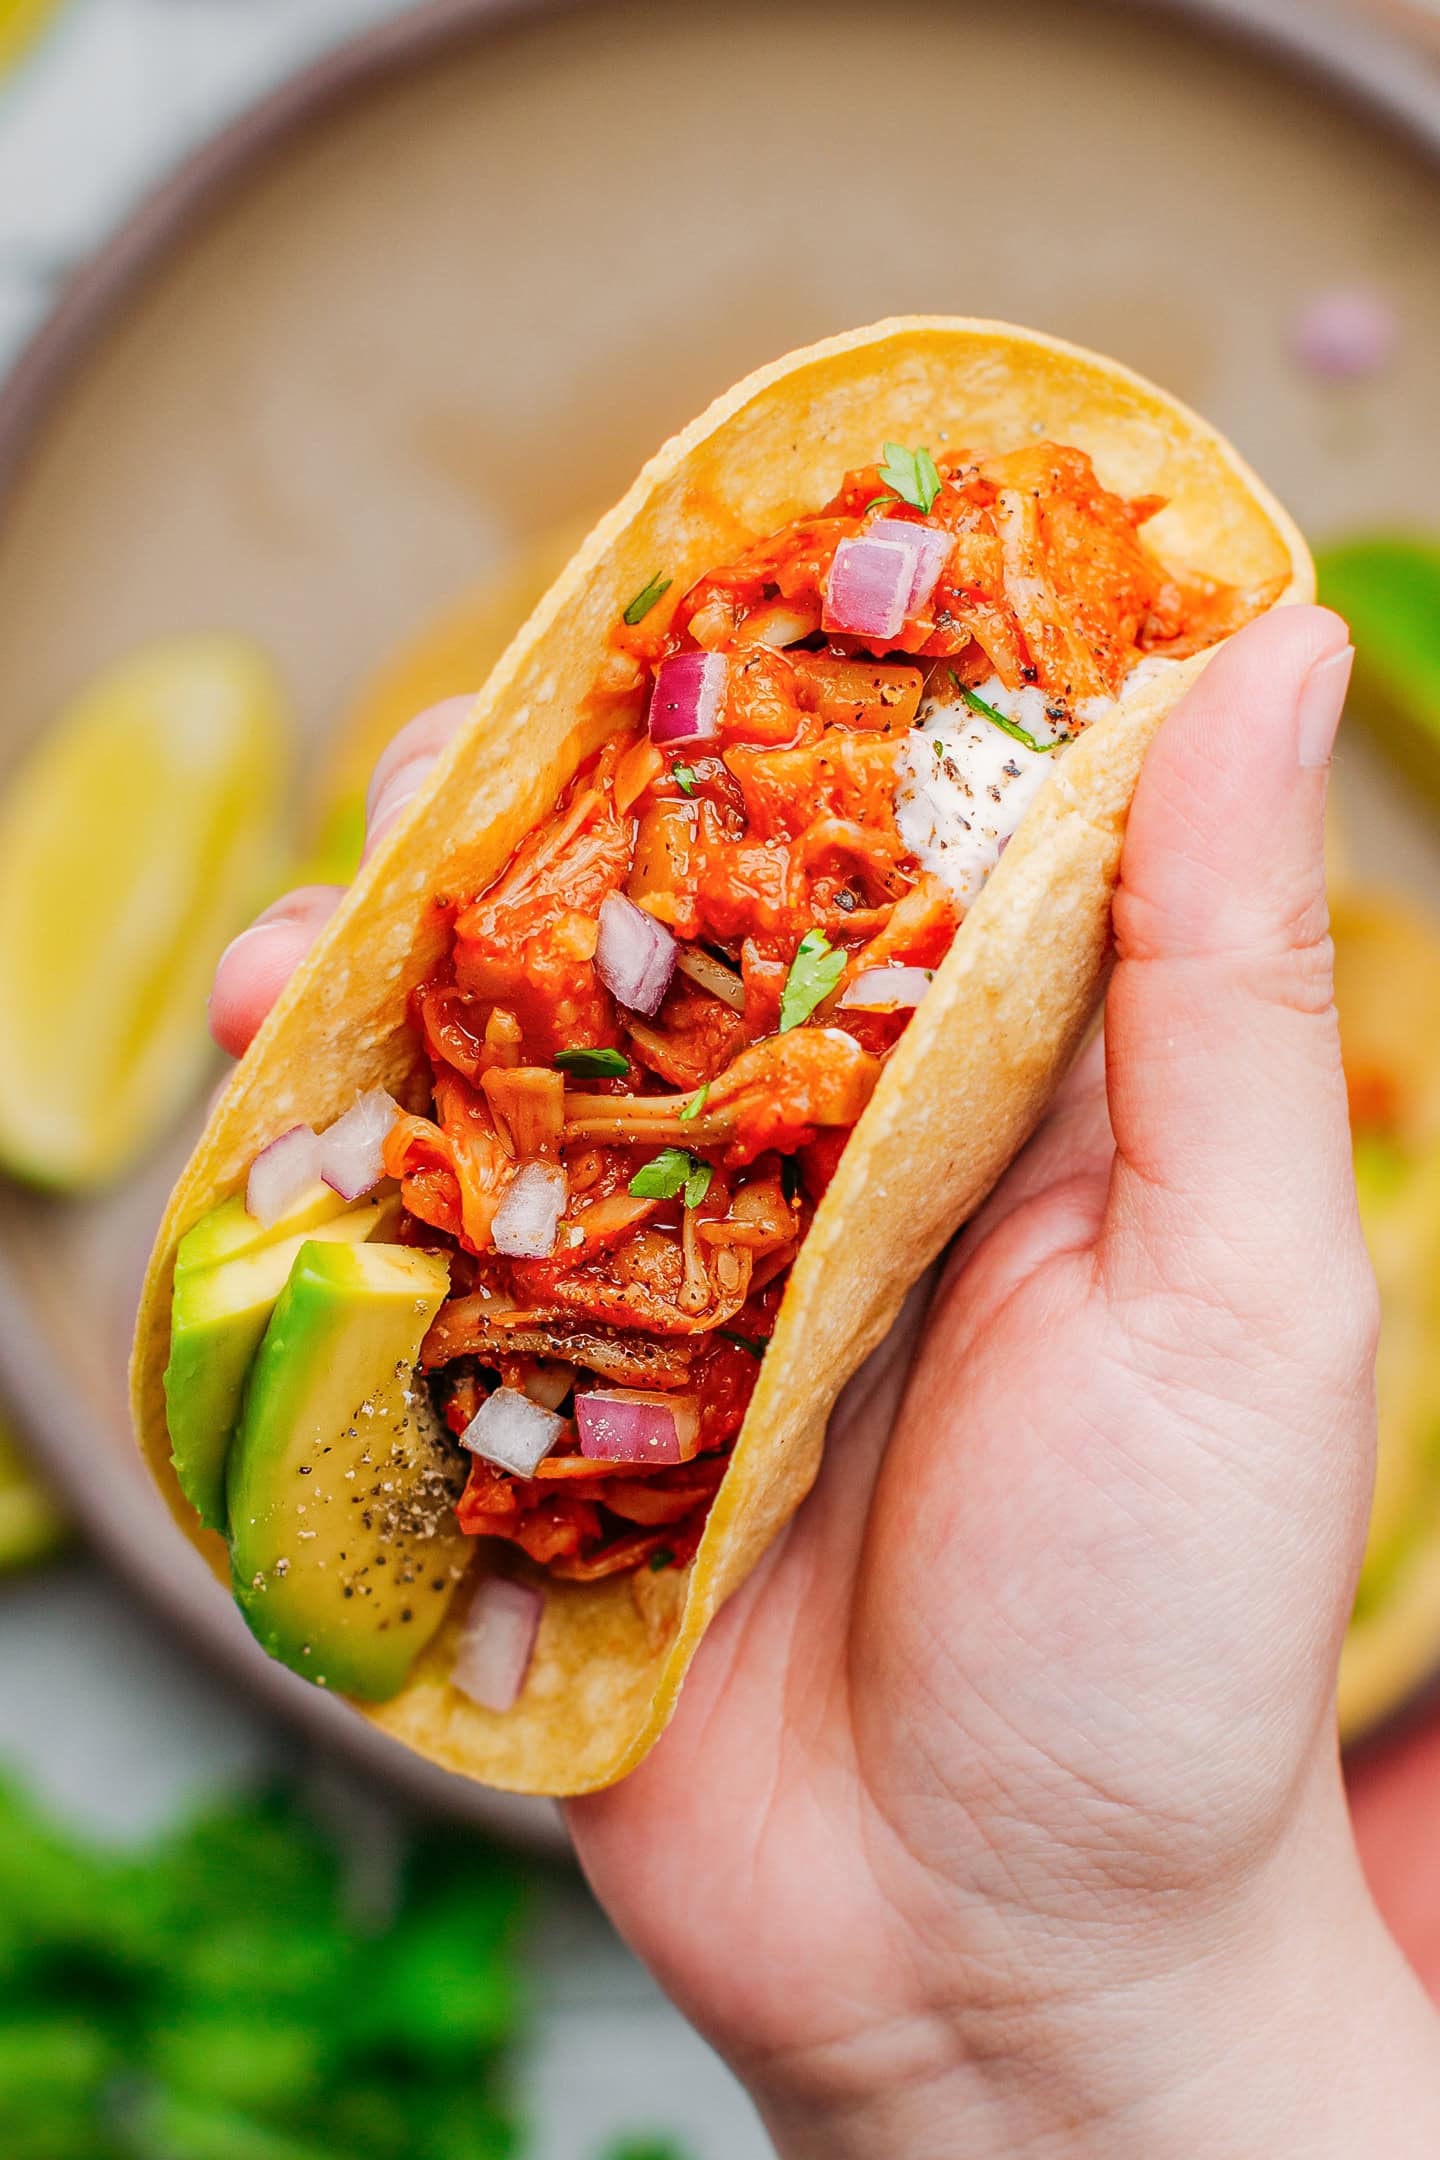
[
  {"left": 839, "top": 965, "right": 932, "bottom": 1012},
  {"left": 460, "top": 1385, "right": 565, "bottom": 1476},
  {"left": 823, "top": 536, "right": 915, "bottom": 641},
  {"left": 595, "top": 892, "right": 676, "bottom": 1016},
  {"left": 452, "top": 1576, "right": 543, "bottom": 1714},
  {"left": 246, "top": 1124, "right": 322, "bottom": 1227},
  {"left": 491, "top": 1161, "right": 567, "bottom": 1259},
  {"left": 676, "top": 947, "right": 746, "bottom": 1013},
  {"left": 576, "top": 1388, "right": 699, "bottom": 1465},
  {"left": 648, "top": 652, "right": 728, "bottom": 746},
  {"left": 1292, "top": 287, "right": 1397, "bottom": 380},
  {"left": 870, "top": 520, "right": 952, "bottom": 613},
  {"left": 319, "top": 1088, "right": 400, "bottom": 1201}
]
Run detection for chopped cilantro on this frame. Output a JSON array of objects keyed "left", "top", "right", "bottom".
[
  {"left": 719, "top": 1329, "right": 767, "bottom": 1359},
  {"left": 672, "top": 764, "right": 698, "bottom": 797},
  {"left": 779, "top": 929, "right": 847, "bottom": 1032},
  {"left": 0, "top": 1773, "right": 530, "bottom": 2160},
  {"left": 630, "top": 1148, "right": 713, "bottom": 1208},
  {"left": 622, "top": 572, "right": 672, "bottom": 626},
  {"left": 864, "top": 494, "right": 901, "bottom": 518},
  {"left": 781, "top": 1155, "right": 804, "bottom": 1206},
  {"left": 554, "top": 1046, "right": 630, "bottom": 1078},
  {"left": 647, "top": 1548, "right": 676, "bottom": 1574},
  {"left": 952, "top": 673, "right": 1063, "bottom": 756},
  {"left": 679, "top": 1082, "right": 710, "bottom": 1122},
  {"left": 878, "top": 441, "right": 942, "bottom": 515},
  {"left": 931, "top": 734, "right": 945, "bottom": 759}
]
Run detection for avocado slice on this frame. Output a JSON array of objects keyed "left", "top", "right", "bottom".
[
  {"left": 175, "top": 1180, "right": 350, "bottom": 1274},
  {"left": 227, "top": 1240, "right": 469, "bottom": 1701},
  {"left": 165, "top": 1193, "right": 385, "bottom": 1533}
]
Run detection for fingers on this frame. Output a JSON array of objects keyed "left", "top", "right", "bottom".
[
  {"left": 208, "top": 696, "right": 473, "bottom": 1059},
  {"left": 209, "top": 888, "right": 345, "bottom": 1056},
  {"left": 362, "top": 695, "right": 475, "bottom": 859},
  {"left": 1099, "top": 604, "right": 1360, "bottom": 1322}
]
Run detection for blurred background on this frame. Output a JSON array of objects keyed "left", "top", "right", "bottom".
[{"left": 0, "top": 0, "right": 1439, "bottom": 2152}]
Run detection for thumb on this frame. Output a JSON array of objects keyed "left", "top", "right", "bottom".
[{"left": 1099, "top": 604, "right": 1360, "bottom": 1330}]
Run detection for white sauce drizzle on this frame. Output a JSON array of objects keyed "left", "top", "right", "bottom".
[{"left": 895, "top": 659, "right": 1176, "bottom": 910}]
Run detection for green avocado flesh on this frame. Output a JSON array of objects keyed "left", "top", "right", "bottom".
[
  {"left": 227, "top": 1240, "right": 469, "bottom": 1702},
  {"left": 165, "top": 1191, "right": 385, "bottom": 1533}
]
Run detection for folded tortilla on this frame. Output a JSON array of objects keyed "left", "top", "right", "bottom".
[{"left": 132, "top": 318, "right": 1312, "bottom": 1795}]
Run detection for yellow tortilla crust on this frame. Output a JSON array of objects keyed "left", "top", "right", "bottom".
[{"left": 131, "top": 318, "right": 1312, "bottom": 1795}]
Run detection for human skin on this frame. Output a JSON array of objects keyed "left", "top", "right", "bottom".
[{"left": 213, "top": 606, "right": 1440, "bottom": 2156}]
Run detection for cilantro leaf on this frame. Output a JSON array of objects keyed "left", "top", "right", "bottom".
[
  {"left": 622, "top": 572, "right": 672, "bottom": 626},
  {"left": 629, "top": 1148, "right": 712, "bottom": 1208},
  {"left": 952, "top": 674, "right": 1064, "bottom": 756},
  {"left": 554, "top": 1046, "right": 630, "bottom": 1078},
  {"left": 779, "top": 929, "right": 846, "bottom": 1032},
  {"left": 648, "top": 1548, "right": 676, "bottom": 1574},
  {"left": 678, "top": 1083, "right": 710, "bottom": 1122},
  {"left": 878, "top": 442, "right": 942, "bottom": 515},
  {"left": 671, "top": 764, "right": 698, "bottom": 797},
  {"left": 719, "top": 1329, "right": 767, "bottom": 1358}
]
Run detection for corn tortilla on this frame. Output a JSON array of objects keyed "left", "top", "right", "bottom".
[{"left": 132, "top": 318, "right": 1312, "bottom": 1795}]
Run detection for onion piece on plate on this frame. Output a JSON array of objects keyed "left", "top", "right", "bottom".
[
  {"left": 319, "top": 1088, "right": 400, "bottom": 1201},
  {"left": 648, "top": 652, "right": 728, "bottom": 746},
  {"left": 576, "top": 1388, "right": 700, "bottom": 1465},
  {"left": 491, "top": 1161, "right": 567, "bottom": 1258},
  {"left": 460, "top": 1385, "right": 565, "bottom": 1476},
  {"left": 823, "top": 535, "right": 916, "bottom": 641},
  {"left": 452, "top": 1576, "right": 544, "bottom": 1714},
  {"left": 595, "top": 892, "right": 676, "bottom": 1016},
  {"left": 839, "top": 965, "right": 932, "bottom": 1012},
  {"left": 246, "top": 1124, "right": 322, "bottom": 1227},
  {"left": 870, "top": 520, "right": 951, "bottom": 613}
]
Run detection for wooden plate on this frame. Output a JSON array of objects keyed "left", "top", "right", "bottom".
[{"left": 1, "top": 0, "right": 1438, "bottom": 1839}]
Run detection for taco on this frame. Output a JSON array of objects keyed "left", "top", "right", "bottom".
[{"left": 132, "top": 318, "right": 1310, "bottom": 1796}]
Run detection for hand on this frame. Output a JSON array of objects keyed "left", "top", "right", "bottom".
[{"left": 212, "top": 611, "right": 1440, "bottom": 2158}]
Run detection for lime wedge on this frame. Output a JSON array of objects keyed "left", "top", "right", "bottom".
[
  {"left": 1317, "top": 537, "right": 1440, "bottom": 812},
  {"left": 0, "top": 0, "right": 67, "bottom": 75},
  {"left": 0, "top": 1415, "right": 67, "bottom": 1573},
  {"left": 0, "top": 634, "right": 289, "bottom": 1188}
]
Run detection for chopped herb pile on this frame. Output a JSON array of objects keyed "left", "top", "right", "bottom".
[
  {"left": 0, "top": 1776, "right": 530, "bottom": 2160},
  {"left": 778, "top": 930, "right": 846, "bottom": 1033}
]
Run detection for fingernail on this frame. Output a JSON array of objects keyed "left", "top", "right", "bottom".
[
  {"left": 361, "top": 790, "right": 419, "bottom": 863},
  {"left": 367, "top": 754, "right": 436, "bottom": 829},
  {"left": 1297, "top": 644, "right": 1354, "bottom": 769},
  {"left": 215, "top": 920, "right": 281, "bottom": 971}
]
